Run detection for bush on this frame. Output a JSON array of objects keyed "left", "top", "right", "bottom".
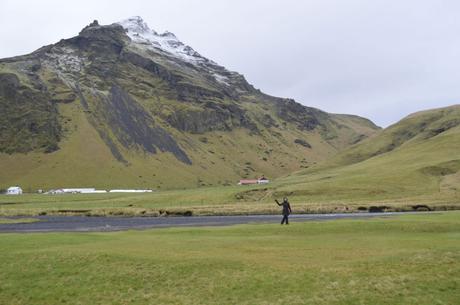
[
  {"left": 369, "top": 206, "right": 390, "bottom": 213},
  {"left": 412, "top": 205, "right": 432, "bottom": 212}
]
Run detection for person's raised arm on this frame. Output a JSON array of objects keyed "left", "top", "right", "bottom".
[{"left": 275, "top": 199, "right": 282, "bottom": 206}]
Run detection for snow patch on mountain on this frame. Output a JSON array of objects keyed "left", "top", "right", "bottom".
[{"left": 117, "top": 16, "right": 208, "bottom": 65}]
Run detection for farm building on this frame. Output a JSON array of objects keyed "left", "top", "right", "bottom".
[
  {"left": 62, "top": 188, "right": 98, "bottom": 194},
  {"left": 45, "top": 188, "right": 107, "bottom": 194},
  {"left": 46, "top": 189, "right": 65, "bottom": 195},
  {"left": 238, "top": 177, "right": 270, "bottom": 185},
  {"left": 6, "top": 186, "right": 23, "bottom": 195},
  {"left": 44, "top": 188, "right": 152, "bottom": 194},
  {"left": 258, "top": 176, "right": 270, "bottom": 184},
  {"left": 109, "top": 190, "right": 153, "bottom": 193},
  {"left": 238, "top": 179, "right": 259, "bottom": 185}
]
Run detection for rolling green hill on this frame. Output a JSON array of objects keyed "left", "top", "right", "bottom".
[
  {"left": 0, "top": 17, "right": 379, "bottom": 191},
  {"left": 274, "top": 105, "right": 460, "bottom": 206}
]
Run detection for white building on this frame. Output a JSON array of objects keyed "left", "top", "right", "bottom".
[
  {"left": 258, "top": 178, "right": 270, "bottom": 184},
  {"left": 62, "top": 188, "right": 97, "bottom": 194},
  {"left": 6, "top": 186, "right": 23, "bottom": 195},
  {"left": 46, "top": 189, "right": 65, "bottom": 195},
  {"left": 238, "top": 177, "right": 270, "bottom": 186},
  {"left": 44, "top": 188, "right": 151, "bottom": 194},
  {"left": 45, "top": 188, "right": 107, "bottom": 194},
  {"left": 109, "top": 190, "right": 153, "bottom": 193}
]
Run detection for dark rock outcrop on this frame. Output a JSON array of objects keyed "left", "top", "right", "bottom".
[
  {"left": 88, "top": 85, "right": 191, "bottom": 164},
  {"left": 0, "top": 73, "right": 60, "bottom": 154},
  {"left": 164, "top": 102, "right": 258, "bottom": 134},
  {"left": 276, "top": 99, "right": 325, "bottom": 131},
  {"left": 294, "top": 139, "right": 312, "bottom": 148}
]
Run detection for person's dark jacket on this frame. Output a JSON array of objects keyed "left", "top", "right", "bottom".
[{"left": 276, "top": 200, "right": 292, "bottom": 215}]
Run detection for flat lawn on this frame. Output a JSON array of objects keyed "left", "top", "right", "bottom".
[
  {"left": 1, "top": 212, "right": 459, "bottom": 305},
  {"left": 1, "top": 184, "right": 459, "bottom": 217},
  {"left": 0, "top": 187, "right": 270, "bottom": 216}
]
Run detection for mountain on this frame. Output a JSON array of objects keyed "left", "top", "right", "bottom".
[
  {"left": 0, "top": 17, "right": 379, "bottom": 190},
  {"left": 274, "top": 105, "right": 460, "bottom": 205}
]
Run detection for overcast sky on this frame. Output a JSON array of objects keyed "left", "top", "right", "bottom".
[{"left": 1, "top": 0, "right": 459, "bottom": 127}]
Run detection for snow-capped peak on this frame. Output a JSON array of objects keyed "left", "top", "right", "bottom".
[
  {"left": 117, "top": 16, "right": 155, "bottom": 35},
  {"left": 116, "top": 16, "right": 206, "bottom": 64}
]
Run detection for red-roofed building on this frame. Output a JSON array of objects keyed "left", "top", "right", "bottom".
[{"left": 238, "top": 179, "right": 259, "bottom": 185}]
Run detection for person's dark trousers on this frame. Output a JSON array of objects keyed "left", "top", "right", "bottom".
[{"left": 281, "top": 215, "right": 289, "bottom": 225}]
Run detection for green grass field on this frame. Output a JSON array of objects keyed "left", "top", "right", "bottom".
[
  {"left": 0, "top": 178, "right": 458, "bottom": 217},
  {"left": 0, "top": 185, "right": 458, "bottom": 217},
  {"left": 1, "top": 212, "right": 459, "bottom": 305},
  {"left": 0, "top": 217, "right": 39, "bottom": 224}
]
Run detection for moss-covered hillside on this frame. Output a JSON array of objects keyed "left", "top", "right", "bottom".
[{"left": 275, "top": 105, "right": 460, "bottom": 205}]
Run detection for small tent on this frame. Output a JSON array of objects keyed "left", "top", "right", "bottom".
[{"left": 7, "top": 186, "right": 23, "bottom": 195}]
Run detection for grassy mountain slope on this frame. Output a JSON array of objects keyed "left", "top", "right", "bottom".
[
  {"left": 0, "top": 18, "right": 379, "bottom": 190},
  {"left": 274, "top": 105, "right": 460, "bottom": 205},
  {"left": 0, "top": 105, "right": 460, "bottom": 216},
  {"left": 1, "top": 106, "right": 459, "bottom": 218}
]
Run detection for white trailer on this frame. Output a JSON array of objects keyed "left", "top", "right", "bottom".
[{"left": 6, "top": 186, "right": 23, "bottom": 195}]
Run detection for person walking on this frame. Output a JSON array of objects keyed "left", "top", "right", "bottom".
[{"left": 275, "top": 197, "right": 292, "bottom": 225}]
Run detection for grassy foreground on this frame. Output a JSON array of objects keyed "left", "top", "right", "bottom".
[{"left": 1, "top": 212, "right": 459, "bottom": 305}]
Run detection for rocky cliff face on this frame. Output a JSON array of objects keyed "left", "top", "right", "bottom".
[{"left": 0, "top": 17, "right": 380, "bottom": 189}]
